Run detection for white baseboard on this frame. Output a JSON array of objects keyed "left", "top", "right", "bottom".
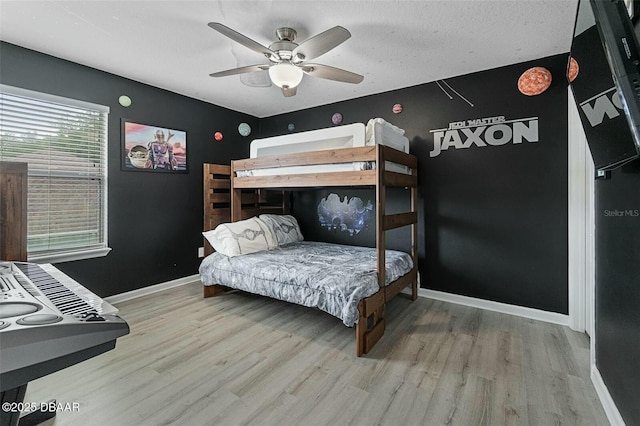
[
  {"left": 110, "top": 276, "right": 567, "bottom": 328},
  {"left": 412, "top": 288, "right": 570, "bottom": 327},
  {"left": 104, "top": 274, "right": 201, "bottom": 305},
  {"left": 591, "top": 366, "right": 626, "bottom": 426}
]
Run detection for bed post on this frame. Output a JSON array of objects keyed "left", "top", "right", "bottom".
[
  {"left": 376, "top": 145, "right": 387, "bottom": 340},
  {"left": 203, "top": 284, "right": 230, "bottom": 298},
  {"left": 376, "top": 145, "right": 387, "bottom": 293},
  {"left": 355, "top": 145, "right": 388, "bottom": 357},
  {"left": 411, "top": 177, "right": 419, "bottom": 301},
  {"left": 230, "top": 160, "right": 242, "bottom": 222},
  {"left": 356, "top": 302, "right": 366, "bottom": 356}
]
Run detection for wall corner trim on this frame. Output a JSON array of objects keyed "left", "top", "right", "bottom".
[
  {"left": 591, "top": 365, "right": 627, "bottom": 426},
  {"left": 567, "top": 87, "right": 596, "bottom": 335},
  {"left": 104, "top": 274, "right": 201, "bottom": 305},
  {"left": 417, "top": 288, "right": 570, "bottom": 326}
]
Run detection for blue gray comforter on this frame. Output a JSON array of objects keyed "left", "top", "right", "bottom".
[{"left": 198, "top": 241, "right": 413, "bottom": 326}]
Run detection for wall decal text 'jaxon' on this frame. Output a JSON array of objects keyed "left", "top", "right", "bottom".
[
  {"left": 429, "top": 115, "right": 539, "bottom": 157},
  {"left": 579, "top": 87, "right": 622, "bottom": 127}
]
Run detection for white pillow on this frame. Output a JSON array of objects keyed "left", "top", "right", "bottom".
[
  {"left": 203, "top": 217, "right": 277, "bottom": 257},
  {"left": 258, "top": 214, "right": 304, "bottom": 246},
  {"left": 365, "top": 117, "right": 405, "bottom": 143}
]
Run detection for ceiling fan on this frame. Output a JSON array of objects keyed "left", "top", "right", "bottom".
[{"left": 208, "top": 22, "right": 364, "bottom": 97}]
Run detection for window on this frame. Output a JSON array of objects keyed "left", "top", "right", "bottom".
[{"left": 0, "top": 85, "right": 110, "bottom": 263}]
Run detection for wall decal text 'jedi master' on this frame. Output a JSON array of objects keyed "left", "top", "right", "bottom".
[{"left": 429, "top": 115, "right": 539, "bottom": 157}]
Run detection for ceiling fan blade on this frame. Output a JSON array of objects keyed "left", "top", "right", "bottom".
[
  {"left": 292, "top": 26, "right": 351, "bottom": 61},
  {"left": 281, "top": 85, "right": 297, "bottom": 97},
  {"left": 209, "top": 64, "right": 270, "bottom": 77},
  {"left": 302, "top": 64, "right": 364, "bottom": 84},
  {"left": 208, "top": 22, "right": 277, "bottom": 60}
]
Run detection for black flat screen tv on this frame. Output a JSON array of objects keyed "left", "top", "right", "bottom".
[{"left": 569, "top": 0, "right": 640, "bottom": 170}]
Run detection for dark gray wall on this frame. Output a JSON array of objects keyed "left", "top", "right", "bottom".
[
  {"left": 262, "top": 54, "right": 570, "bottom": 314},
  {"left": 0, "top": 42, "right": 256, "bottom": 297},
  {"left": 594, "top": 161, "right": 640, "bottom": 425}
]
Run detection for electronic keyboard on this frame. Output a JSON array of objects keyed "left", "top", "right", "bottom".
[{"left": 0, "top": 261, "right": 129, "bottom": 392}]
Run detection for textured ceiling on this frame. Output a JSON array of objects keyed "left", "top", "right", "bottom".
[{"left": 0, "top": 0, "right": 578, "bottom": 118}]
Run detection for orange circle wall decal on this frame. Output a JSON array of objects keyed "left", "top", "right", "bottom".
[
  {"left": 567, "top": 57, "right": 579, "bottom": 83},
  {"left": 518, "top": 67, "right": 552, "bottom": 96}
]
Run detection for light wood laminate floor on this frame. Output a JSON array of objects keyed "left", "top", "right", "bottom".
[{"left": 25, "top": 283, "right": 608, "bottom": 425}]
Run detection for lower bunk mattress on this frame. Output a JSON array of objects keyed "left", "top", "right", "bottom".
[{"left": 198, "top": 241, "right": 413, "bottom": 327}]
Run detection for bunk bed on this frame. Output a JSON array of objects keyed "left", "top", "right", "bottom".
[{"left": 199, "top": 120, "right": 418, "bottom": 356}]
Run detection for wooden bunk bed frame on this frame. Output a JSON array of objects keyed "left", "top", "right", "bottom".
[{"left": 202, "top": 144, "right": 418, "bottom": 356}]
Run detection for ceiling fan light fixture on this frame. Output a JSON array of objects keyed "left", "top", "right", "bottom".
[
  {"left": 208, "top": 23, "right": 363, "bottom": 96},
  {"left": 269, "top": 63, "right": 303, "bottom": 89}
]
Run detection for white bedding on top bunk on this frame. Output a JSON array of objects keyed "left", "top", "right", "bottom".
[{"left": 237, "top": 118, "right": 410, "bottom": 177}]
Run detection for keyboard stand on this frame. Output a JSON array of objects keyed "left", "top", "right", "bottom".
[{"left": 0, "top": 384, "right": 56, "bottom": 426}]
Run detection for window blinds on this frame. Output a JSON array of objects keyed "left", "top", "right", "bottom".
[{"left": 0, "top": 85, "right": 109, "bottom": 261}]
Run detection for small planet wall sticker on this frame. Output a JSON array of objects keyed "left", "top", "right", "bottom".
[
  {"left": 331, "top": 112, "right": 343, "bottom": 125},
  {"left": 392, "top": 103, "right": 403, "bottom": 114},
  {"left": 214, "top": 131, "right": 223, "bottom": 141},
  {"left": 567, "top": 57, "right": 579, "bottom": 83},
  {"left": 238, "top": 122, "right": 251, "bottom": 137},
  {"left": 118, "top": 95, "right": 132, "bottom": 107},
  {"left": 518, "top": 67, "right": 552, "bottom": 96}
]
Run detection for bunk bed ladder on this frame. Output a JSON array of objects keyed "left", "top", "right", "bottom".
[
  {"left": 230, "top": 168, "right": 289, "bottom": 222},
  {"left": 203, "top": 163, "right": 232, "bottom": 257},
  {"left": 202, "top": 163, "right": 288, "bottom": 298},
  {"left": 356, "top": 145, "right": 419, "bottom": 356}
]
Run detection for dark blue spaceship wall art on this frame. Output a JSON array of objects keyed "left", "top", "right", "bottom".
[{"left": 317, "top": 193, "right": 373, "bottom": 236}]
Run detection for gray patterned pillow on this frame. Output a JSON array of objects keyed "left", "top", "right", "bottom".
[
  {"left": 258, "top": 214, "right": 304, "bottom": 246},
  {"left": 203, "top": 217, "right": 277, "bottom": 257}
]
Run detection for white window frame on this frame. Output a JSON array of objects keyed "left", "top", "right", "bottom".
[{"left": 0, "top": 84, "right": 111, "bottom": 263}]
